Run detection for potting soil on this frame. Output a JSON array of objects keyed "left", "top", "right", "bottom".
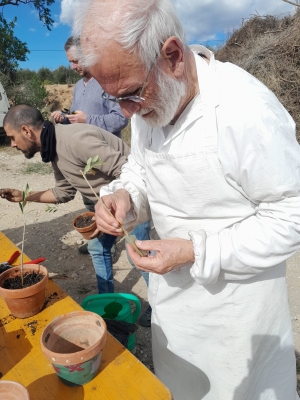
[
  {"left": 3, "top": 272, "right": 44, "bottom": 289},
  {"left": 75, "top": 215, "right": 94, "bottom": 228}
]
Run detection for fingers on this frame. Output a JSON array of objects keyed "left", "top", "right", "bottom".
[
  {"left": 94, "top": 192, "right": 131, "bottom": 236},
  {"left": 134, "top": 239, "right": 158, "bottom": 252},
  {"left": 111, "top": 189, "right": 132, "bottom": 223},
  {"left": 127, "top": 238, "right": 195, "bottom": 275},
  {"left": 0, "top": 188, "right": 20, "bottom": 202},
  {"left": 94, "top": 199, "right": 124, "bottom": 236},
  {"left": 89, "top": 228, "right": 103, "bottom": 239},
  {"left": 51, "top": 111, "right": 63, "bottom": 123},
  {"left": 126, "top": 243, "right": 156, "bottom": 271},
  {"left": 66, "top": 111, "right": 85, "bottom": 124}
]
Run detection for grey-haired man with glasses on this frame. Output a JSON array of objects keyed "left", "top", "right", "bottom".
[{"left": 75, "top": 0, "right": 300, "bottom": 399}]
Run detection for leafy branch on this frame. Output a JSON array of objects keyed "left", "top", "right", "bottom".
[
  {"left": 0, "top": 0, "right": 55, "bottom": 30},
  {"left": 80, "top": 156, "right": 147, "bottom": 257}
]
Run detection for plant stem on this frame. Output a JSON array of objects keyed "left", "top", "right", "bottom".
[
  {"left": 21, "top": 212, "right": 26, "bottom": 286},
  {"left": 80, "top": 169, "right": 129, "bottom": 232},
  {"left": 80, "top": 170, "right": 145, "bottom": 257}
]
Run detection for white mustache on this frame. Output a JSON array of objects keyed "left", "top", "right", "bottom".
[{"left": 137, "top": 108, "right": 152, "bottom": 116}]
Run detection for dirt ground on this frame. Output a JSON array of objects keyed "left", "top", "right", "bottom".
[
  {"left": 1, "top": 146, "right": 300, "bottom": 393},
  {"left": 45, "top": 84, "right": 75, "bottom": 112}
]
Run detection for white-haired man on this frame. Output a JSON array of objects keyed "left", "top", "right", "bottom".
[{"left": 74, "top": 0, "right": 300, "bottom": 398}]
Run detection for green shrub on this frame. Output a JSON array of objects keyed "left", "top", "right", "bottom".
[{"left": 10, "top": 76, "right": 48, "bottom": 110}]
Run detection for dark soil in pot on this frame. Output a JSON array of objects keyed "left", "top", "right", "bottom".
[
  {"left": 74, "top": 215, "right": 94, "bottom": 228},
  {"left": 3, "top": 271, "right": 45, "bottom": 289}
]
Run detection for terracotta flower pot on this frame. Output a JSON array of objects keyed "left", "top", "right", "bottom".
[
  {"left": 0, "top": 264, "right": 48, "bottom": 318},
  {"left": 40, "top": 311, "right": 107, "bottom": 386},
  {"left": 72, "top": 211, "right": 97, "bottom": 240},
  {"left": 0, "top": 380, "right": 30, "bottom": 399}
]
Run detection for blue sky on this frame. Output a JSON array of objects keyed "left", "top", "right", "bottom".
[{"left": 2, "top": 0, "right": 296, "bottom": 71}]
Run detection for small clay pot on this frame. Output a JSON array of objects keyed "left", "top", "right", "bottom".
[
  {"left": 0, "top": 380, "right": 30, "bottom": 399},
  {"left": 0, "top": 264, "right": 48, "bottom": 318},
  {"left": 72, "top": 211, "right": 97, "bottom": 240},
  {"left": 41, "top": 311, "right": 107, "bottom": 386}
]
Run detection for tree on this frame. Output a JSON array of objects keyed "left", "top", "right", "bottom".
[
  {"left": 37, "top": 66, "right": 53, "bottom": 83},
  {"left": 15, "top": 68, "right": 37, "bottom": 82},
  {"left": 0, "top": 15, "right": 28, "bottom": 78},
  {"left": 11, "top": 75, "right": 48, "bottom": 109},
  {"left": 0, "top": 0, "right": 55, "bottom": 30}
]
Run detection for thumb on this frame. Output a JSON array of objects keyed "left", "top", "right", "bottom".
[{"left": 135, "top": 239, "right": 155, "bottom": 251}]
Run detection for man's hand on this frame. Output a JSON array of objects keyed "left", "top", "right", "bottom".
[
  {"left": 0, "top": 188, "right": 23, "bottom": 202},
  {"left": 51, "top": 110, "right": 64, "bottom": 123},
  {"left": 89, "top": 217, "right": 104, "bottom": 239},
  {"left": 66, "top": 110, "right": 86, "bottom": 124},
  {"left": 95, "top": 189, "right": 132, "bottom": 236},
  {"left": 127, "top": 238, "right": 195, "bottom": 275}
]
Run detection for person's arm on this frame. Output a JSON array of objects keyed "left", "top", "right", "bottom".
[
  {"left": 0, "top": 188, "right": 56, "bottom": 203},
  {"left": 189, "top": 88, "right": 300, "bottom": 284},
  {"left": 49, "top": 162, "right": 77, "bottom": 203},
  {"left": 69, "top": 129, "right": 129, "bottom": 180}
]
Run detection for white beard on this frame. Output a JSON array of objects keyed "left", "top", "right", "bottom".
[{"left": 136, "top": 68, "right": 187, "bottom": 128}]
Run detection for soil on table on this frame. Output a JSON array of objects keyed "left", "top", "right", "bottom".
[
  {"left": 3, "top": 272, "right": 44, "bottom": 289},
  {"left": 75, "top": 215, "right": 94, "bottom": 228}
]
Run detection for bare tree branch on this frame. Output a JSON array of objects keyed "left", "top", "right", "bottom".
[{"left": 282, "top": 0, "right": 300, "bottom": 7}]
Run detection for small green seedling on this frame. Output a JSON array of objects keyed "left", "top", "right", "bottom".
[
  {"left": 19, "top": 183, "right": 32, "bottom": 286},
  {"left": 45, "top": 204, "right": 58, "bottom": 213},
  {"left": 80, "top": 156, "right": 147, "bottom": 257}
]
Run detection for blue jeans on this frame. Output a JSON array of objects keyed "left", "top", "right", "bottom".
[
  {"left": 87, "top": 233, "right": 116, "bottom": 293},
  {"left": 126, "top": 221, "right": 151, "bottom": 286}
]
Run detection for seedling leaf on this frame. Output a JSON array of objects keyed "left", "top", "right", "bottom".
[{"left": 45, "top": 204, "right": 58, "bottom": 213}]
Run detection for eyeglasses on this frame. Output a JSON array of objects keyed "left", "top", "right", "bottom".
[{"left": 102, "top": 59, "right": 156, "bottom": 104}]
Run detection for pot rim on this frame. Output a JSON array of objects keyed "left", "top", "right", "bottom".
[
  {"left": 72, "top": 212, "right": 96, "bottom": 232},
  {"left": 40, "top": 311, "right": 107, "bottom": 366},
  {"left": 0, "top": 380, "right": 30, "bottom": 399},
  {"left": 0, "top": 264, "right": 48, "bottom": 298}
]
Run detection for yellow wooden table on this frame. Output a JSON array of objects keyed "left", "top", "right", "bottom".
[{"left": 0, "top": 232, "right": 173, "bottom": 400}]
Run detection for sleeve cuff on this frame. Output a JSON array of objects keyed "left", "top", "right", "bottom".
[{"left": 189, "top": 231, "right": 221, "bottom": 285}]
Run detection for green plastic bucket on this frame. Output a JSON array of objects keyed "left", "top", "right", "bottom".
[{"left": 82, "top": 293, "right": 141, "bottom": 350}]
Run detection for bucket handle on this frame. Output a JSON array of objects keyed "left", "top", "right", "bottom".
[{"left": 82, "top": 293, "right": 142, "bottom": 322}]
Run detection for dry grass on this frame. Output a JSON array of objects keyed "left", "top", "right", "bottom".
[
  {"left": 44, "top": 84, "right": 75, "bottom": 116},
  {"left": 22, "top": 162, "right": 53, "bottom": 175},
  {"left": 216, "top": 11, "right": 300, "bottom": 141}
]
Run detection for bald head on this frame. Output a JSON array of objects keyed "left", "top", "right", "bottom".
[{"left": 4, "top": 104, "right": 44, "bottom": 132}]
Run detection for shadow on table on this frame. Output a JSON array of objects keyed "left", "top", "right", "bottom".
[
  {"left": 0, "top": 327, "right": 32, "bottom": 377},
  {"left": 27, "top": 374, "right": 84, "bottom": 400}
]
